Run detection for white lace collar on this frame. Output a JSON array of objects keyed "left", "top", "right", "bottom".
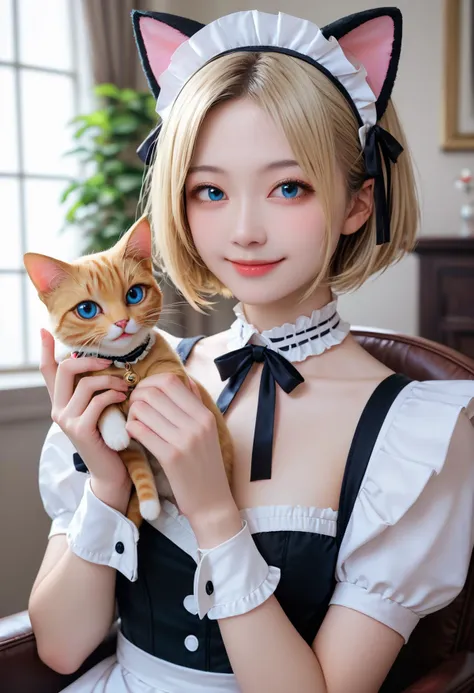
[{"left": 227, "top": 298, "right": 350, "bottom": 363}]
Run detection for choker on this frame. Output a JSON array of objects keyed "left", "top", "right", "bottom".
[
  {"left": 214, "top": 298, "right": 349, "bottom": 482},
  {"left": 227, "top": 298, "right": 350, "bottom": 362},
  {"left": 73, "top": 333, "right": 156, "bottom": 368}
]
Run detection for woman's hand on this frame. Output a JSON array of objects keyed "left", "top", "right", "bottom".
[
  {"left": 126, "top": 373, "right": 241, "bottom": 546},
  {"left": 40, "top": 329, "right": 132, "bottom": 509}
]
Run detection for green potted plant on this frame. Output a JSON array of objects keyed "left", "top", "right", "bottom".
[{"left": 61, "top": 83, "right": 157, "bottom": 253}]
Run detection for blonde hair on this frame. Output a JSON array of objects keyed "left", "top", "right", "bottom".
[{"left": 145, "top": 51, "right": 419, "bottom": 310}]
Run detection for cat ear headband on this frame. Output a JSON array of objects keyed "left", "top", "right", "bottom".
[{"left": 132, "top": 8, "right": 404, "bottom": 245}]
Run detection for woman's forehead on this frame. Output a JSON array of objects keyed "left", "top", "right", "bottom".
[{"left": 189, "top": 98, "right": 298, "bottom": 171}]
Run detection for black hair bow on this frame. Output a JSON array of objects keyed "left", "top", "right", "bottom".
[
  {"left": 364, "top": 124, "right": 404, "bottom": 246},
  {"left": 214, "top": 345, "right": 304, "bottom": 481}
]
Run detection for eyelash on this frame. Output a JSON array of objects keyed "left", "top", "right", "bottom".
[{"left": 189, "top": 178, "right": 314, "bottom": 201}]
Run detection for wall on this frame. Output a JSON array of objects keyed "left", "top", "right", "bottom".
[
  {"left": 174, "top": 0, "right": 474, "bottom": 334},
  {"left": 0, "top": 382, "right": 52, "bottom": 616}
]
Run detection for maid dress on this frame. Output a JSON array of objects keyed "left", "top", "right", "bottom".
[{"left": 37, "top": 333, "right": 474, "bottom": 693}]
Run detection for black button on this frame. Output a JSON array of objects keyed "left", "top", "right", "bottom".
[
  {"left": 205, "top": 580, "right": 214, "bottom": 596},
  {"left": 72, "top": 452, "right": 89, "bottom": 474},
  {"left": 115, "top": 541, "right": 125, "bottom": 554}
]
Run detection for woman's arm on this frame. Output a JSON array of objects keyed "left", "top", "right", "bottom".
[
  {"left": 30, "top": 331, "right": 136, "bottom": 674},
  {"left": 195, "top": 515, "right": 403, "bottom": 693},
  {"left": 29, "top": 479, "right": 131, "bottom": 675}
]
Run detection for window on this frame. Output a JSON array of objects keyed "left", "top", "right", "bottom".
[{"left": 0, "top": 0, "right": 89, "bottom": 370}]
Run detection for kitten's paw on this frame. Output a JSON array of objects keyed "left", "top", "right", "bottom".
[
  {"left": 103, "top": 429, "right": 130, "bottom": 451},
  {"left": 140, "top": 498, "right": 161, "bottom": 521},
  {"left": 99, "top": 406, "right": 129, "bottom": 450}
]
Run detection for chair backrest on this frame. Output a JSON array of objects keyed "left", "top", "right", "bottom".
[{"left": 353, "top": 328, "right": 474, "bottom": 692}]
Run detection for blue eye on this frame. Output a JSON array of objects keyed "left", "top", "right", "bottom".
[
  {"left": 272, "top": 180, "right": 312, "bottom": 200},
  {"left": 195, "top": 185, "right": 225, "bottom": 202},
  {"left": 126, "top": 285, "right": 145, "bottom": 305},
  {"left": 76, "top": 301, "right": 100, "bottom": 319},
  {"left": 208, "top": 187, "right": 224, "bottom": 201},
  {"left": 280, "top": 182, "right": 299, "bottom": 198}
]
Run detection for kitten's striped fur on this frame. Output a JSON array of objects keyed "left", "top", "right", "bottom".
[{"left": 24, "top": 217, "right": 233, "bottom": 527}]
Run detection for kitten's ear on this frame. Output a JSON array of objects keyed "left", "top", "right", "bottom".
[
  {"left": 118, "top": 216, "right": 152, "bottom": 262},
  {"left": 23, "top": 253, "right": 71, "bottom": 295}
]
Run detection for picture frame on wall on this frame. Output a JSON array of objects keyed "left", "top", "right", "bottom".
[{"left": 443, "top": 0, "right": 474, "bottom": 149}]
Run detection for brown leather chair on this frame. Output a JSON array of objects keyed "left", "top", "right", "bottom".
[{"left": 1, "top": 328, "right": 474, "bottom": 693}]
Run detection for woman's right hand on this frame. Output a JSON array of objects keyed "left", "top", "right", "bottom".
[{"left": 40, "top": 329, "right": 132, "bottom": 508}]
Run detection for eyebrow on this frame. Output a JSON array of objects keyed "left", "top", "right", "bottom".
[{"left": 188, "top": 159, "right": 300, "bottom": 175}]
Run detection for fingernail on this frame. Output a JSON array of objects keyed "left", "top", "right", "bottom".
[{"left": 40, "top": 328, "right": 47, "bottom": 342}]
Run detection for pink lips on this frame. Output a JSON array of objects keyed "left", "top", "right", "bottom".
[{"left": 229, "top": 259, "right": 283, "bottom": 277}]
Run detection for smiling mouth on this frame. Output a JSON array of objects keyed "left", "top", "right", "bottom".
[
  {"left": 228, "top": 259, "right": 284, "bottom": 276},
  {"left": 229, "top": 259, "right": 283, "bottom": 266}
]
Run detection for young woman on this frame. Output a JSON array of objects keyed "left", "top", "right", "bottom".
[{"left": 28, "top": 7, "right": 474, "bottom": 693}]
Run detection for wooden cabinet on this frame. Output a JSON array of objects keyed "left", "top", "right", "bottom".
[{"left": 414, "top": 237, "right": 474, "bottom": 359}]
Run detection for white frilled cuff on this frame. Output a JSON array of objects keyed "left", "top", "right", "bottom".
[
  {"left": 66, "top": 478, "right": 139, "bottom": 582},
  {"left": 193, "top": 520, "right": 281, "bottom": 620}
]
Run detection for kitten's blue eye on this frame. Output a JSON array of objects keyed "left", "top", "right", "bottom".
[
  {"left": 126, "top": 285, "right": 145, "bottom": 305},
  {"left": 76, "top": 301, "right": 100, "bottom": 319}
]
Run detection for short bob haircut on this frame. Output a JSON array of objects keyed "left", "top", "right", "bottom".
[{"left": 145, "top": 51, "right": 418, "bottom": 310}]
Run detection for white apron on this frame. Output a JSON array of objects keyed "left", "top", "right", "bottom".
[{"left": 61, "top": 632, "right": 241, "bottom": 693}]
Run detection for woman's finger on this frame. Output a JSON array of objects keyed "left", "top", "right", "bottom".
[
  {"left": 53, "top": 356, "right": 113, "bottom": 411},
  {"left": 188, "top": 378, "right": 202, "bottom": 401},
  {"left": 133, "top": 373, "right": 203, "bottom": 419},
  {"left": 126, "top": 418, "right": 170, "bottom": 460},
  {"left": 80, "top": 389, "right": 128, "bottom": 430},
  {"left": 129, "top": 386, "right": 190, "bottom": 428},
  {"left": 39, "top": 329, "right": 58, "bottom": 402},
  {"left": 128, "top": 400, "right": 181, "bottom": 446},
  {"left": 64, "top": 374, "right": 129, "bottom": 418}
]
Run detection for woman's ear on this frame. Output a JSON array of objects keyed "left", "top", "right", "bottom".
[{"left": 341, "top": 179, "right": 374, "bottom": 237}]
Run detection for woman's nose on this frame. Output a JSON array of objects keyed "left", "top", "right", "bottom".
[{"left": 231, "top": 200, "right": 267, "bottom": 246}]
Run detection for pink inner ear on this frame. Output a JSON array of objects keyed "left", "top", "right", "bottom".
[
  {"left": 140, "top": 17, "right": 189, "bottom": 85},
  {"left": 124, "top": 218, "right": 152, "bottom": 261},
  {"left": 25, "top": 255, "right": 69, "bottom": 294},
  {"left": 338, "top": 16, "right": 394, "bottom": 98}
]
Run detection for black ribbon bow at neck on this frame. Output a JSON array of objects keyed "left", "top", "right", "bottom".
[
  {"left": 214, "top": 345, "right": 305, "bottom": 482},
  {"left": 364, "top": 124, "right": 404, "bottom": 246}
]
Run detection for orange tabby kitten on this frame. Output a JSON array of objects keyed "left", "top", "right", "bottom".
[{"left": 24, "top": 216, "right": 233, "bottom": 528}]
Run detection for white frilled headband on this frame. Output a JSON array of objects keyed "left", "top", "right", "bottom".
[{"left": 132, "top": 8, "right": 404, "bottom": 245}]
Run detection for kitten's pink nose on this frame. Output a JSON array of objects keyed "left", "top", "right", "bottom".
[{"left": 115, "top": 319, "right": 128, "bottom": 329}]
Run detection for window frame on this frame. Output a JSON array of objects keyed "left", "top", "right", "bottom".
[{"left": 0, "top": 0, "right": 86, "bottom": 373}]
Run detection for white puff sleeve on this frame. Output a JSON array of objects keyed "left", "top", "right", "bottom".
[
  {"left": 330, "top": 380, "right": 474, "bottom": 643},
  {"left": 39, "top": 423, "right": 139, "bottom": 581}
]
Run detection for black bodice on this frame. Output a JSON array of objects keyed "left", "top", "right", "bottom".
[{"left": 114, "top": 337, "right": 411, "bottom": 673}]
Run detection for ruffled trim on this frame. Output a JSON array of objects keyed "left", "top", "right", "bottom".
[
  {"left": 150, "top": 501, "right": 339, "bottom": 561},
  {"left": 228, "top": 297, "right": 350, "bottom": 362},
  {"left": 346, "top": 379, "right": 474, "bottom": 539},
  {"left": 242, "top": 504, "right": 337, "bottom": 537},
  {"left": 207, "top": 564, "right": 281, "bottom": 620},
  {"left": 157, "top": 10, "right": 377, "bottom": 147}
]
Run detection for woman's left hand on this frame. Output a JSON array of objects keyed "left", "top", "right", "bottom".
[{"left": 126, "top": 374, "right": 241, "bottom": 545}]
